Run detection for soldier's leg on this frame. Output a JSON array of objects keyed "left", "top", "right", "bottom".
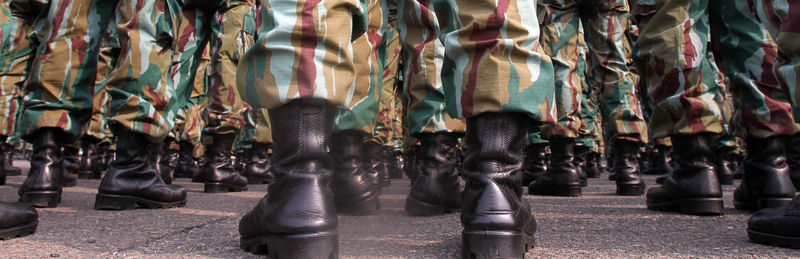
[
  {"left": 747, "top": 0, "right": 800, "bottom": 249},
  {"left": 636, "top": 0, "right": 727, "bottom": 215},
  {"left": 708, "top": 0, "right": 796, "bottom": 210},
  {"left": 330, "top": 0, "right": 383, "bottom": 215},
  {"left": 0, "top": 0, "right": 38, "bottom": 240},
  {"left": 180, "top": 44, "right": 210, "bottom": 181},
  {"left": 397, "top": 0, "right": 465, "bottom": 216},
  {"left": 95, "top": 0, "right": 187, "bottom": 211},
  {"left": 530, "top": 0, "right": 585, "bottom": 197},
  {"left": 17, "top": 0, "right": 117, "bottom": 208},
  {"left": 237, "top": 0, "right": 367, "bottom": 256},
  {"left": 82, "top": 24, "right": 119, "bottom": 180},
  {"left": 408, "top": 0, "right": 555, "bottom": 256},
  {"left": 200, "top": 1, "right": 257, "bottom": 193},
  {"left": 582, "top": 0, "right": 648, "bottom": 196},
  {"left": 240, "top": 107, "right": 274, "bottom": 184}
]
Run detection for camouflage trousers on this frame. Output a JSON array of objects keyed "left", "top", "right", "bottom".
[
  {"left": 633, "top": 0, "right": 798, "bottom": 139},
  {"left": 86, "top": 24, "right": 119, "bottom": 144},
  {"left": 17, "top": 0, "right": 117, "bottom": 141},
  {"left": 373, "top": 22, "right": 404, "bottom": 149},
  {"left": 539, "top": 0, "right": 647, "bottom": 143},
  {"left": 398, "top": 0, "right": 556, "bottom": 131},
  {"left": 0, "top": 0, "right": 34, "bottom": 139},
  {"left": 766, "top": 0, "right": 800, "bottom": 122}
]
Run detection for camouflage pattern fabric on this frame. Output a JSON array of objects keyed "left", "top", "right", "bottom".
[{"left": 0, "top": 0, "right": 34, "bottom": 138}]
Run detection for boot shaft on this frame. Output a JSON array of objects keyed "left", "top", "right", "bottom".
[{"left": 269, "top": 99, "right": 336, "bottom": 175}]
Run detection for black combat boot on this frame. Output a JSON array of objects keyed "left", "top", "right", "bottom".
[
  {"left": 786, "top": 138, "right": 800, "bottom": 191},
  {"left": 529, "top": 138, "right": 582, "bottom": 197},
  {"left": 614, "top": 140, "right": 645, "bottom": 196},
  {"left": 239, "top": 99, "right": 339, "bottom": 258},
  {"left": 61, "top": 145, "right": 79, "bottom": 187},
  {"left": 522, "top": 143, "right": 547, "bottom": 186},
  {"left": 404, "top": 145, "right": 421, "bottom": 181},
  {"left": 234, "top": 150, "right": 247, "bottom": 172},
  {"left": 644, "top": 145, "right": 673, "bottom": 176},
  {"left": 94, "top": 128, "right": 187, "bottom": 210},
  {"left": 461, "top": 113, "right": 535, "bottom": 258},
  {"left": 242, "top": 142, "right": 274, "bottom": 184},
  {"left": 330, "top": 130, "right": 379, "bottom": 215},
  {"left": 174, "top": 141, "right": 200, "bottom": 178},
  {"left": 404, "top": 132, "right": 461, "bottom": 216},
  {"left": 583, "top": 151, "right": 602, "bottom": 178},
  {"left": 747, "top": 196, "right": 800, "bottom": 249},
  {"left": 716, "top": 148, "right": 736, "bottom": 185},
  {"left": 0, "top": 202, "right": 37, "bottom": 240},
  {"left": 198, "top": 134, "right": 248, "bottom": 193},
  {"left": 646, "top": 134, "right": 723, "bottom": 215},
  {"left": 387, "top": 149, "right": 403, "bottom": 179},
  {"left": 78, "top": 137, "right": 99, "bottom": 179},
  {"left": 156, "top": 140, "right": 178, "bottom": 185},
  {"left": 2, "top": 143, "right": 20, "bottom": 176},
  {"left": 574, "top": 144, "right": 590, "bottom": 187},
  {"left": 91, "top": 142, "right": 111, "bottom": 179},
  {"left": 19, "top": 129, "right": 64, "bottom": 207},
  {"left": 734, "top": 137, "right": 796, "bottom": 211},
  {"left": 363, "top": 141, "right": 388, "bottom": 193}
]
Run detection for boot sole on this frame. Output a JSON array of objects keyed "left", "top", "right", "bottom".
[
  {"left": 404, "top": 195, "right": 459, "bottom": 216},
  {"left": 0, "top": 221, "right": 37, "bottom": 240},
  {"left": 204, "top": 182, "right": 248, "bottom": 193},
  {"left": 77, "top": 170, "right": 93, "bottom": 179},
  {"left": 20, "top": 191, "right": 61, "bottom": 208},
  {"left": 616, "top": 183, "right": 645, "bottom": 196},
  {"left": 337, "top": 196, "right": 380, "bottom": 216},
  {"left": 5, "top": 170, "right": 20, "bottom": 176},
  {"left": 747, "top": 228, "right": 800, "bottom": 249},
  {"left": 528, "top": 185, "right": 582, "bottom": 197},
  {"left": 94, "top": 193, "right": 186, "bottom": 210},
  {"left": 245, "top": 176, "right": 273, "bottom": 185},
  {"left": 240, "top": 231, "right": 338, "bottom": 258},
  {"left": 462, "top": 230, "right": 534, "bottom": 259},
  {"left": 734, "top": 198, "right": 793, "bottom": 211},
  {"left": 647, "top": 198, "right": 724, "bottom": 215}
]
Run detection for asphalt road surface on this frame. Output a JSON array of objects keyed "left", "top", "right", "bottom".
[{"left": 1, "top": 160, "right": 799, "bottom": 258}]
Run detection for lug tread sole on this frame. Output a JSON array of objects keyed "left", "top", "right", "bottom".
[
  {"left": 0, "top": 221, "right": 37, "bottom": 240},
  {"left": 747, "top": 228, "right": 800, "bottom": 249},
  {"left": 20, "top": 191, "right": 61, "bottom": 208},
  {"left": 734, "top": 197, "right": 793, "bottom": 211},
  {"left": 462, "top": 230, "right": 535, "bottom": 259},
  {"left": 94, "top": 193, "right": 186, "bottom": 210},
  {"left": 240, "top": 231, "right": 339, "bottom": 258}
]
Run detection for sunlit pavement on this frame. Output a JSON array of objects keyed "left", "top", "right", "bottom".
[{"left": 1, "top": 159, "right": 799, "bottom": 258}]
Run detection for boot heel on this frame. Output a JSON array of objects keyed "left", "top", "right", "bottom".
[
  {"left": 757, "top": 198, "right": 793, "bottom": 210},
  {"left": 20, "top": 192, "right": 61, "bottom": 208},
  {"left": 94, "top": 194, "right": 137, "bottom": 210},
  {"left": 616, "top": 184, "right": 645, "bottom": 196},
  {"left": 405, "top": 196, "right": 456, "bottom": 216},
  {"left": 462, "top": 230, "right": 532, "bottom": 259},
  {"left": 679, "top": 198, "right": 724, "bottom": 215}
]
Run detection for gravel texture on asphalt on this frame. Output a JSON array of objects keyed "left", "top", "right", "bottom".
[{"left": 1, "top": 160, "right": 799, "bottom": 258}]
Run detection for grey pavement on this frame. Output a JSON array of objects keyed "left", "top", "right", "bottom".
[{"left": 1, "top": 159, "right": 799, "bottom": 258}]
